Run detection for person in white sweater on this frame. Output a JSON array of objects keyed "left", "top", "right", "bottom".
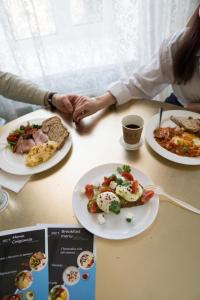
[{"left": 72, "top": 6, "right": 200, "bottom": 123}]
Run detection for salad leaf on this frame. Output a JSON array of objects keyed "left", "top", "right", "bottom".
[
  {"left": 116, "top": 177, "right": 123, "bottom": 185},
  {"left": 117, "top": 165, "right": 131, "bottom": 174},
  {"left": 121, "top": 181, "right": 130, "bottom": 187},
  {"left": 122, "top": 165, "right": 131, "bottom": 173},
  {"left": 109, "top": 201, "right": 121, "bottom": 214}
]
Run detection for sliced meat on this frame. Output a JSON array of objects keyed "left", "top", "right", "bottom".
[
  {"left": 32, "top": 129, "right": 48, "bottom": 145},
  {"left": 15, "top": 137, "right": 35, "bottom": 154}
]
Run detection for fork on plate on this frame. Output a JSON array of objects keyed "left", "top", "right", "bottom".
[{"left": 145, "top": 185, "right": 200, "bottom": 215}]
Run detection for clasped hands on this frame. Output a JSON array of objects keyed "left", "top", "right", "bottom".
[
  {"left": 51, "top": 94, "right": 99, "bottom": 123},
  {"left": 51, "top": 92, "right": 116, "bottom": 123}
]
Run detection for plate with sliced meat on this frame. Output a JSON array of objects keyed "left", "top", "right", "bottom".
[
  {"left": 145, "top": 110, "right": 200, "bottom": 165},
  {"left": 0, "top": 116, "right": 72, "bottom": 175},
  {"left": 72, "top": 163, "right": 159, "bottom": 240}
]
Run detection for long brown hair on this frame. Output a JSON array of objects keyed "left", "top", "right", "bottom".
[{"left": 173, "top": 6, "right": 200, "bottom": 84}]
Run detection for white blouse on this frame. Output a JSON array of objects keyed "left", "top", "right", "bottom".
[{"left": 108, "top": 28, "right": 200, "bottom": 107}]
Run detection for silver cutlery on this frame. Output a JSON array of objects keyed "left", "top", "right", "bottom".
[{"left": 158, "top": 106, "right": 163, "bottom": 128}]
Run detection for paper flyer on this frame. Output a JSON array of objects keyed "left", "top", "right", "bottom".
[
  {"left": 48, "top": 225, "right": 96, "bottom": 300},
  {"left": 0, "top": 226, "right": 48, "bottom": 300}
]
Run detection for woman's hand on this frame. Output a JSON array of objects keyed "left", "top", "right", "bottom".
[
  {"left": 73, "top": 92, "right": 116, "bottom": 123},
  {"left": 184, "top": 103, "right": 200, "bottom": 113}
]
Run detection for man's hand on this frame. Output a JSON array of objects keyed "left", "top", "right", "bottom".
[{"left": 51, "top": 94, "right": 74, "bottom": 114}]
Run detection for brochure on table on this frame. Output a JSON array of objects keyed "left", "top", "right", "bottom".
[
  {"left": 48, "top": 225, "right": 96, "bottom": 300},
  {"left": 0, "top": 225, "right": 96, "bottom": 300},
  {"left": 0, "top": 226, "right": 48, "bottom": 300}
]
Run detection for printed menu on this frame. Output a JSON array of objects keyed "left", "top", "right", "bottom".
[
  {"left": 0, "top": 226, "right": 48, "bottom": 300},
  {"left": 48, "top": 225, "right": 96, "bottom": 300},
  {"left": 0, "top": 225, "right": 96, "bottom": 300}
]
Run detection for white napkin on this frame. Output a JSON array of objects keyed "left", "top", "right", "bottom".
[{"left": 0, "top": 170, "right": 30, "bottom": 193}]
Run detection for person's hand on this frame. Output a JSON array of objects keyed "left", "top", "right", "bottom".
[
  {"left": 51, "top": 94, "right": 74, "bottom": 114},
  {"left": 72, "top": 97, "right": 101, "bottom": 123},
  {"left": 184, "top": 103, "right": 200, "bottom": 113},
  {"left": 73, "top": 92, "right": 116, "bottom": 123}
]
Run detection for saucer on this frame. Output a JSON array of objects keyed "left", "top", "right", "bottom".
[{"left": 120, "top": 137, "right": 143, "bottom": 150}]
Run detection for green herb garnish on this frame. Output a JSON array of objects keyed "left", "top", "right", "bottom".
[
  {"left": 117, "top": 165, "right": 131, "bottom": 174},
  {"left": 109, "top": 201, "right": 121, "bottom": 214}
]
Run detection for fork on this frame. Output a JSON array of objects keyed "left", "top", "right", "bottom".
[
  {"left": 145, "top": 185, "right": 200, "bottom": 215},
  {"left": 158, "top": 106, "right": 163, "bottom": 128}
]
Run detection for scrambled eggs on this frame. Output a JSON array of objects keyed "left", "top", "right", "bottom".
[{"left": 26, "top": 141, "right": 58, "bottom": 167}]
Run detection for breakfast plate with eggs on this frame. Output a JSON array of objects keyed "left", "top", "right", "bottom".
[
  {"left": 0, "top": 116, "right": 72, "bottom": 175},
  {"left": 145, "top": 110, "right": 200, "bottom": 165},
  {"left": 72, "top": 163, "right": 159, "bottom": 240}
]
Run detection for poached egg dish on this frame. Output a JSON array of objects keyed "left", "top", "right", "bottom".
[
  {"left": 116, "top": 184, "right": 143, "bottom": 202},
  {"left": 96, "top": 192, "right": 120, "bottom": 213}
]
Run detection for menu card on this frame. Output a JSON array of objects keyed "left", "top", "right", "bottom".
[
  {"left": 48, "top": 225, "right": 96, "bottom": 300},
  {"left": 0, "top": 225, "right": 96, "bottom": 300},
  {"left": 0, "top": 226, "right": 48, "bottom": 300}
]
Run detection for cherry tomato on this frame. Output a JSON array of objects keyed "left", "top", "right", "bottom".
[
  {"left": 85, "top": 184, "right": 94, "bottom": 200},
  {"left": 7, "top": 134, "right": 19, "bottom": 142},
  {"left": 102, "top": 176, "right": 111, "bottom": 186},
  {"left": 141, "top": 190, "right": 154, "bottom": 203},
  {"left": 87, "top": 201, "right": 98, "bottom": 213},
  {"left": 132, "top": 180, "right": 139, "bottom": 193},
  {"left": 121, "top": 172, "right": 134, "bottom": 181}
]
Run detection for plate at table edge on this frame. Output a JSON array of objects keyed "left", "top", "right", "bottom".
[
  {"left": 72, "top": 163, "right": 159, "bottom": 240},
  {"left": 145, "top": 109, "right": 200, "bottom": 165},
  {"left": 0, "top": 116, "right": 72, "bottom": 175}
]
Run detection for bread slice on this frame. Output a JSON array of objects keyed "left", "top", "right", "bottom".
[
  {"left": 170, "top": 115, "right": 200, "bottom": 133},
  {"left": 41, "top": 116, "right": 69, "bottom": 149}
]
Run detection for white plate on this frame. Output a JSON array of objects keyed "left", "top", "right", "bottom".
[
  {"left": 72, "top": 163, "right": 159, "bottom": 240},
  {"left": 0, "top": 117, "right": 72, "bottom": 175},
  {"left": 145, "top": 110, "right": 200, "bottom": 165}
]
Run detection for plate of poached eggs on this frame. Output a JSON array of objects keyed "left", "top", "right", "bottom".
[{"left": 72, "top": 163, "right": 159, "bottom": 240}]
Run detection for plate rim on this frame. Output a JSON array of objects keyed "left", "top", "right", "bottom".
[
  {"left": 0, "top": 116, "right": 72, "bottom": 175},
  {"left": 145, "top": 109, "right": 200, "bottom": 165},
  {"left": 72, "top": 162, "right": 159, "bottom": 240}
]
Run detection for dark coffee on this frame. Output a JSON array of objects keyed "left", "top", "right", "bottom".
[{"left": 125, "top": 124, "right": 140, "bottom": 129}]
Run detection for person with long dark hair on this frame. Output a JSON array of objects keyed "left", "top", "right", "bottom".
[{"left": 72, "top": 6, "right": 200, "bottom": 123}]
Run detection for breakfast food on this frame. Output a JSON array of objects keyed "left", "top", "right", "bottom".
[
  {"left": 26, "top": 141, "right": 58, "bottom": 167},
  {"left": 49, "top": 285, "right": 68, "bottom": 300},
  {"left": 29, "top": 251, "right": 47, "bottom": 271},
  {"left": 154, "top": 125, "right": 200, "bottom": 157},
  {"left": 77, "top": 251, "right": 95, "bottom": 269},
  {"left": 7, "top": 124, "right": 46, "bottom": 153},
  {"left": 83, "top": 165, "right": 154, "bottom": 216},
  {"left": 15, "top": 270, "right": 33, "bottom": 290},
  {"left": 26, "top": 291, "right": 35, "bottom": 300},
  {"left": 63, "top": 266, "right": 80, "bottom": 285},
  {"left": 170, "top": 115, "right": 200, "bottom": 133},
  {"left": 6, "top": 116, "right": 69, "bottom": 167},
  {"left": 41, "top": 116, "right": 69, "bottom": 149}
]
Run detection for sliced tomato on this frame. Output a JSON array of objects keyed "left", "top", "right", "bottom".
[
  {"left": 87, "top": 200, "right": 98, "bottom": 213},
  {"left": 121, "top": 172, "right": 134, "bottom": 181},
  {"left": 132, "top": 180, "right": 139, "bottom": 193},
  {"left": 102, "top": 176, "right": 112, "bottom": 186},
  {"left": 7, "top": 133, "right": 19, "bottom": 142},
  {"left": 85, "top": 184, "right": 94, "bottom": 200},
  {"left": 141, "top": 190, "right": 155, "bottom": 203}
]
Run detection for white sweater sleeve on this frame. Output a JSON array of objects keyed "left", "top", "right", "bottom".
[{"left": 108, "top": 36, "right": 173, "bottom": 106}]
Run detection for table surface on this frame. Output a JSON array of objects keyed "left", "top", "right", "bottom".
[{"left": 0, "top": 100, "right": 200, "bottom": 300}]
